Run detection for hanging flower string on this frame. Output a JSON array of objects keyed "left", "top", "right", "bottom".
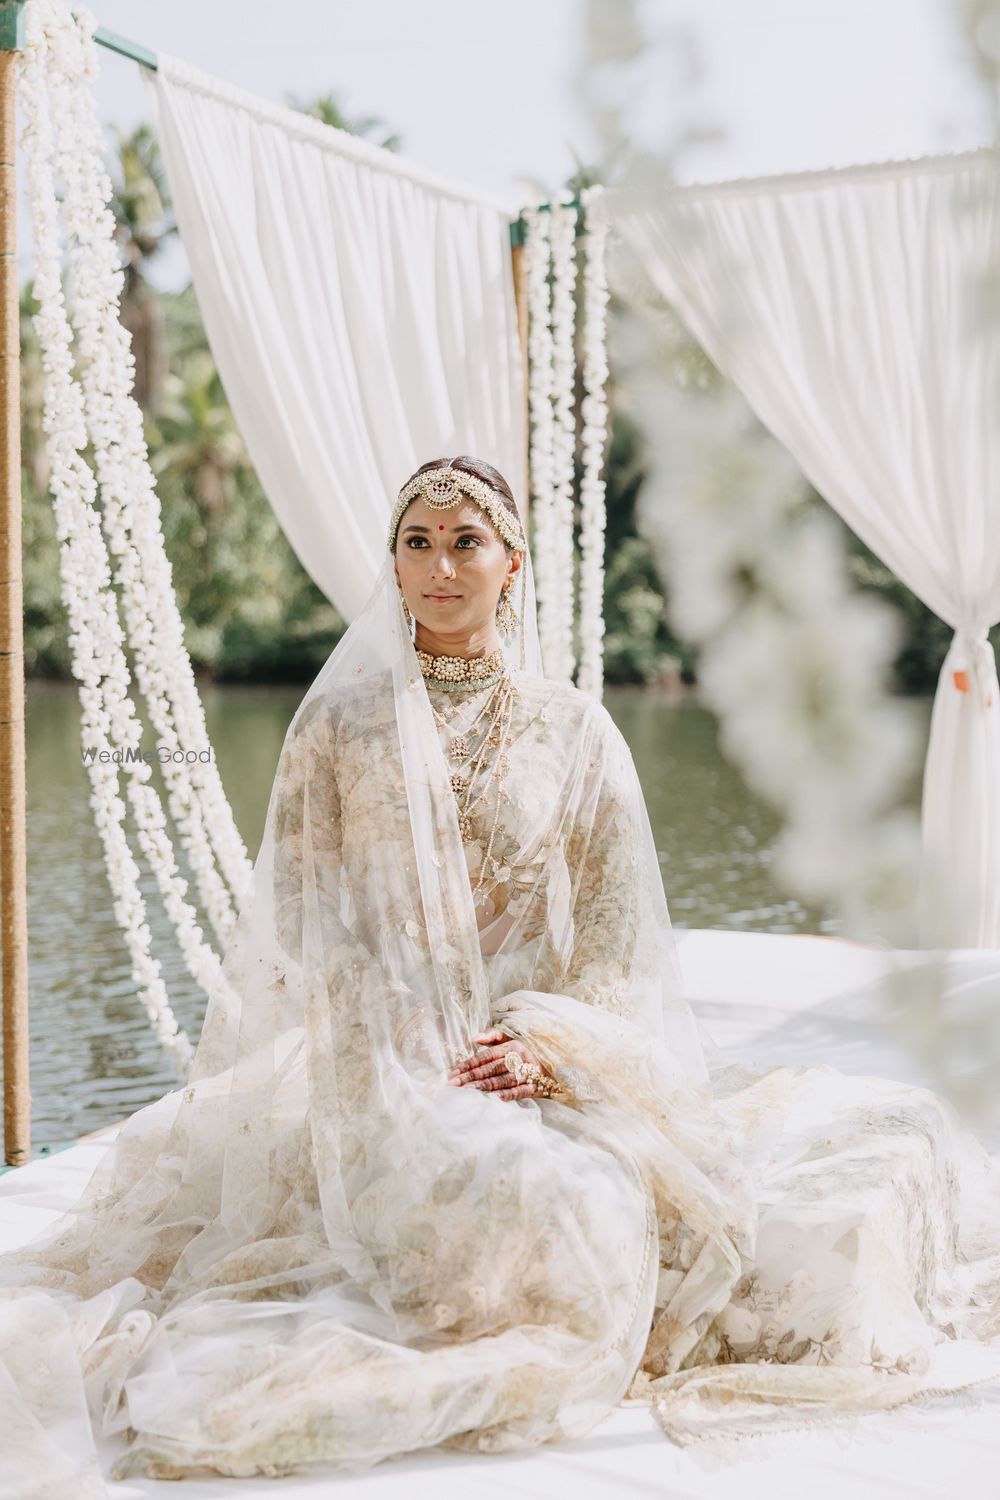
[
  {"left": 577, "top": 186, "right": 610, "bottom": 701},
  {"left": 548, "top": 198, "right": 579, "bottom": 685},
  {"left": 524, "top": 198, "right": 609, "bottom": 696},
  {"left": 18, "top": 0, "right": 247, "bottom": 1072},
  {"left": 51, "top": 10, "right": 250, "bottom": 946},
  {"left": 523, "top": 206, "right": 559, "bottom": 675}
]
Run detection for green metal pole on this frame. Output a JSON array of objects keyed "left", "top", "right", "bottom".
[{"left": 93, "top": 24, "right": 157, "bottom": 72}]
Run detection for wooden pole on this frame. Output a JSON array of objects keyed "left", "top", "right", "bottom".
[
  {"left": 510, "top": 235, "right": 530, "bottom": 526},
  {"left": 0, "top": 2, "right": 29, "bottom": 1168}
]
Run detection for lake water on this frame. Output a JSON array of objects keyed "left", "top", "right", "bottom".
[{"left": 17, "top": 680, "right": 929, "bottom": 1145}]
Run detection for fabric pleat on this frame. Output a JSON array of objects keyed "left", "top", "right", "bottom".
[{"left": 146, "top": 55, "right": 525, "bottom": 622}]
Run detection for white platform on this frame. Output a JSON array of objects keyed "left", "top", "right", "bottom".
[{"left": 3, "top": 929, "right": 1000, "bottom": 1498}]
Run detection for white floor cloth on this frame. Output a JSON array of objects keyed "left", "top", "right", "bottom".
[
  {"left": 604, "top": 149, "right": 1000, "bottom": 949},
  {"left": 144, "top": 55, "right": 526, "bottom": 622},
  {"left": 4, "top": 928, "right": 998, "bottom": 1499}
]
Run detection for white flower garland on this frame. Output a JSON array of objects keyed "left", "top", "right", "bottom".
[
  {"left": 18, "top": 0, "right": 243, "bottom": 1071},
  {"left": 50, "top": 8, "right": 251, "bottom": 946},
  {"left": 576, "top": 186, "right": 610, "bottom": 700},
  {"left": 523, "top": 207, "right": 558, "bottom": 674},
  {"left": 523, "top": 200, "right": 607, "bottom": 691},
  {"left": 20, "top": 2, "right": 193, "bottom": 1071},
  {"left": 548, "top": 199, "right": 579, "bottom": 685}
]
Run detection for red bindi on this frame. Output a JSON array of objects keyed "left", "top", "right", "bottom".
[{"left": 438, "top": 524, "right": 445, "bottom": 530}]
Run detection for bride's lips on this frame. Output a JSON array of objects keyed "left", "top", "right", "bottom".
[{"left": 425, "top": 594, "right": 461, "bottom": 603}]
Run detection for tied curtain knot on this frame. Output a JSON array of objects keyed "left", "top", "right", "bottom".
[{"left": 951, "top": 624, "right": 996, "bottom": 709}]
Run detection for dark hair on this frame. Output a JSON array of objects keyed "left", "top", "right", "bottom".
[{"left": 399, "top": 455, "right": 524, "bottom": 550}]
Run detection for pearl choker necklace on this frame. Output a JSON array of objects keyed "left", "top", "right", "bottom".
[{"left": 417, "top": 647, "right": 507, "bottom": 692}]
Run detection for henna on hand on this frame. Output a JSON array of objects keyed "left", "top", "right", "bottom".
[{"left": 445, "top": 1027, "right": 556, "bottom": 1101}]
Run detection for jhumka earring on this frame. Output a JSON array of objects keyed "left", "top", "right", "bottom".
[{"left": 495, "top": 580, "right": 518, "bottom": 640}]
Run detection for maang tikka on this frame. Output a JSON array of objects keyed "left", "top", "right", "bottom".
[
  {"left": 390, "top": 462, "right": 525, "bottom": 662},
  {"left": 387, "top": 463, "right": 526, "bottom": 553}
]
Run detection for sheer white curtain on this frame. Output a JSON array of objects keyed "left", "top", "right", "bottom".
[
  {"left": 608, "top": 149, "right": 1000, "bottom": 948},
  {"left": 145, "top": 55, "right": 525, "bottom": 622}
]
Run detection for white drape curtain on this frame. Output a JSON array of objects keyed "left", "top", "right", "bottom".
[
  {"left": 145, "top": 55, "right": 526, "bottom": 622},
  {"left": 607, "top": 148, "right": 1000, "bottom": 949}
]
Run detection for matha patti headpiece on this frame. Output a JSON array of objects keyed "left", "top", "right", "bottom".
[{"left": 387, "top": 463, "right": 526, "bottom": 552}]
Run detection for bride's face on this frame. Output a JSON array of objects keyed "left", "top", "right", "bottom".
[{"left": 394, "top": 496, "right": 521, "bottom": 645}]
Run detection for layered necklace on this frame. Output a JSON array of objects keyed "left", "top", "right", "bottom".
[{"left": 417, "top": 647, "right": 518, "bottom": 908}]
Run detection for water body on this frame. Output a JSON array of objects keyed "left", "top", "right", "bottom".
[{"left": 17, "top": 680, "right": 928, "bottom": 1144}]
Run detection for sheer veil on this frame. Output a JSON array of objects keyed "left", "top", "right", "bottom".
[{"left": 0, "top": 510, "right": 730, "bottom": 1487}]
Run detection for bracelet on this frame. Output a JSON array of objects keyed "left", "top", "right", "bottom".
[{"left": 503, "top": 1049, "right": 562, "bottom": 1098}]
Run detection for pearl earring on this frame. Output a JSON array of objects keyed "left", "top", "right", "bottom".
[{"left": 495, "top": 581, "right": 518, "bottom": 639}]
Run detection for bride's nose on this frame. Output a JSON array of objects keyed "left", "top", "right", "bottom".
[{"left": 431, "top": 554, "right": 456, "bottom": 580}]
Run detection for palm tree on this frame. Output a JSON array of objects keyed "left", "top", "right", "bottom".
[
  {"left": 151, "top": 346, "right": 249, "bottom": 562},
  {"left": 109, "top": 122, "right": 176, "bottom": 415},
  {"left": 284, "top": 90, "right": 401, "bottom": 152}
]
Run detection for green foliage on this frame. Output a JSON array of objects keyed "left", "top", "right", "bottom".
[
  {"left": 845, "top": 527, "right": 1000, "bottom": 694},
  {"left": 597, "top": 411, "right": 693, "bottom": 685},
  {"left": 21, "top": 473, "right": 72, "bottom": 678},
  {"left": 20, "top": 282, "right": 71, "bottom": 677}
]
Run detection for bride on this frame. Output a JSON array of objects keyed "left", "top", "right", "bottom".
[{"left": 2, "top": 454, "right": 1000, "bottom": 1492}]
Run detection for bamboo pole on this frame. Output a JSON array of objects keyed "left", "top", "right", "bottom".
[
  {"left": 509, "top": 237, "right": 530, "bottom": 525},
  {"left": 0, "top": 7, "right": 29, "bottom": 1168}
]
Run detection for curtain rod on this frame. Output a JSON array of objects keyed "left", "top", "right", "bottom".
[
  {"left": 5, "top": 6, "right": 580, "bottom": 246},
  {"left": 94, "top": 22, "right": 158, "bottom": 72},
  {"left": 86, "top": 21, "right": 582, "bottom": 241}
]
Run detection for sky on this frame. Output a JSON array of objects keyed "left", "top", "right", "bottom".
[{"left": 13, "top": 0, "right": 996, "bottom": 289}]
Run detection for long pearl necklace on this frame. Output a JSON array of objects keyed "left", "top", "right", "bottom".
[{"left": 423, "top": 658, "right": 518, "bottom": 907}]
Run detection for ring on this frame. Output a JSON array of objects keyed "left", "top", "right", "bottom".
[
  {"left": 504, "top": 1049, "right": 528, "bottom": 1082},
  {"left": 504, "top": 1050, "right": 556, "bottom": 1095}
]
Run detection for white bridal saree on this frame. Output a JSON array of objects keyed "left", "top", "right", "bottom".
[{"left": 2, "top": 545, "right": 1000, "bottom": 1494}]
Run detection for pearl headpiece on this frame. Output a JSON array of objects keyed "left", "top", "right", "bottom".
[{"left": 387, "top": 464, "right": 526, "bottom": 551}]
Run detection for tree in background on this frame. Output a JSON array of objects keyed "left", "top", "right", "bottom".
[
  {"left": 284, "top": 90, "right": 401, "bottom": 152},
  {"left": 109, "top": 122, "right": 175, "bottom": 416}
]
